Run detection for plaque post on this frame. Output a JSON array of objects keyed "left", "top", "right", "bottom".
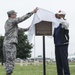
[
  {"left": 43, "top": 35, "right": 46, "bottom": 75},
  {"left": 35, "top": 21, "right": 52, "bottom": 75}
]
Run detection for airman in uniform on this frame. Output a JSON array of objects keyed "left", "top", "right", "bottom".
[{"left": 3, "top": 8, "right": 38, "bottom": 75}]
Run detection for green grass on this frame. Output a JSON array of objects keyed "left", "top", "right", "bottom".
[{"left": 0, "top": 62, "right": 75, "bottom": 75}]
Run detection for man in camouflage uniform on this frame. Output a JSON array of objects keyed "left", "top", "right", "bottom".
[{"left": 3, "top": 8, "right": 38, "bottom": 75}]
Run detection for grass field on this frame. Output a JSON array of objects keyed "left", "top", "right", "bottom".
[{"left": 0, "top": 62, "right": 75, "bottom": 75}]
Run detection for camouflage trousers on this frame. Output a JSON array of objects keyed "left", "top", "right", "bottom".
[{"left": 3, "top": 43, "right": 16, "bottom": 74}]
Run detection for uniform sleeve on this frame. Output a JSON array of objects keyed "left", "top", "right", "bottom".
[
  {"left": 12, "top": 12, "right": 33, "bottom": 24},
  {"left": 18, "top": 28, "right": 29, "bottom": 32}
]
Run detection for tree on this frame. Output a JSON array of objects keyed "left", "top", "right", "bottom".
[
  {"left": 17, "top": 31, "right": 33, "bottom": 59},
  {"left": 0, "top": 35, "right": 4, "bottom": 65},
  {"left": 0, "top": 32, "right": 33, "bottom": 63}
]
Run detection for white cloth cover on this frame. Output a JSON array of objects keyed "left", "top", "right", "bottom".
[{"left": 27, "top": 8, "right": 66, "bottom": 43}]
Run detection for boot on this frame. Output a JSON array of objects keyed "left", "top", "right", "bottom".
[{"left": 6, "top": 73, "right": 11, "bottom": 75}]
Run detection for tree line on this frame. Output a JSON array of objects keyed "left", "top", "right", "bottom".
[{"left": 0, "top": 32, "right": 33, "bottom": 64}]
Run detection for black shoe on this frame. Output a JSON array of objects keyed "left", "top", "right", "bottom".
[{"left": 6, "top": 73, "right": 11, "bottom": 75}]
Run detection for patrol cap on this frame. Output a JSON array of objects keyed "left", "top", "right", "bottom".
[
  {"left": 57, "top": 10, "right": 66, "bottom": 15},
  {"left": 7, "top": 10, "right": 17, "bottom": 16}
]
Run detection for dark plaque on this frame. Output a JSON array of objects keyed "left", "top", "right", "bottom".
[{"left": 35, "top": 21, "right": 52, "bottom": 36}]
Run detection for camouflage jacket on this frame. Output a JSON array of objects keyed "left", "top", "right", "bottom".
[{"left": 3, "top": 12, "right": 33, "bottom": 44}]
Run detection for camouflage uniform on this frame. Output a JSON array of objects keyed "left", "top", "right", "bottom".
[{"left": 3, "top": 10, "right": 33, "bottom": 74}]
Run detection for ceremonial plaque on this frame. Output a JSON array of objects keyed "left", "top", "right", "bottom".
[
  {"left": 35, "top": 21, "right": 52, "bottom": 36},
  {"left": 35, "top": 21, "right": 52, "bottom": 75}
]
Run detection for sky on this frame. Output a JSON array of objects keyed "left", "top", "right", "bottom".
[{"left": 0, "top": 0, "right": 75, "bottom": 59}]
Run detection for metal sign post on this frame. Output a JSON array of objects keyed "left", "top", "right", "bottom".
[
  {"left": 43, "top": 35, "right": 46, "bottom": 75},
  {"left": 35, "top": 21, "right": 52, "bottom": 75}
]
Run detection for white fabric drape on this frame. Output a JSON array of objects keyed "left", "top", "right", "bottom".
[{"left": 27, "top": 8, "right": 66, "bottom": 43}]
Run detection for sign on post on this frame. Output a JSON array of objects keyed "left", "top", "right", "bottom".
[
  {"left": 35, "top": 21, "right": 52, "bottom": 75},
  {"left": 35, "top": 21, "right": 52, "bottom": 36}
]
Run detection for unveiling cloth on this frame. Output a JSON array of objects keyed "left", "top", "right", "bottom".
[{"left": 27, "top": 8, "right": 66, "bottom": 43}]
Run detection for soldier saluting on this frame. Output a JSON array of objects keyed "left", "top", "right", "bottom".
[{"left": 3, "top": 7, "right": 38, "bottom": 75}]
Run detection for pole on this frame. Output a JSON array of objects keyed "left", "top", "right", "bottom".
[
  {"left": 43, "top": 36, "right": 46, "bottom": 75},
  {"left": 34, "top": 35, "right": 36, "bottom": 65}
]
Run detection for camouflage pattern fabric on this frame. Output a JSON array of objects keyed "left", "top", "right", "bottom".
[
  {"left": 3, "top": 43, "right": 16, "bottom": 74},
  {"left": 4, "top": 12, "right": 33, "bottom": 44},
  {"left": 3, "top": 12, "right": 33, "bottom": 74}
]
